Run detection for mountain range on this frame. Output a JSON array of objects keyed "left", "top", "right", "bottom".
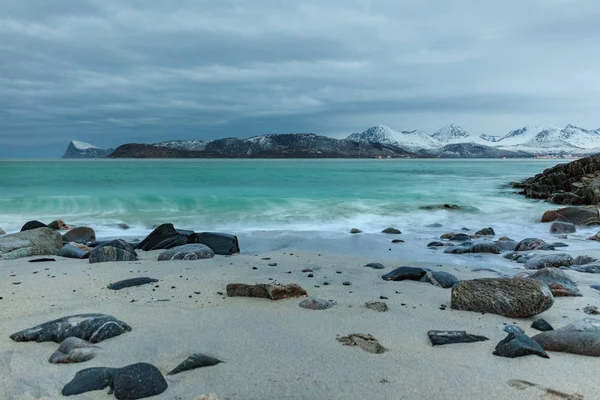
[{"left": 62, "top": 123, "right": 600, "bottom": 159}]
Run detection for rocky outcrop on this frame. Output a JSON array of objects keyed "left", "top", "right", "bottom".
[
  {"left": 0, "top": 228, "right": 63, "bottom": 260},
  {"left": 541, "top": 206, "right": 600, "bottom": 225},
  {"left": 513, "top": 153, "right": 600, "bottom": 205},
  {"left": 451, "top": 278, "right": 554, "bottom": 318},
  {"left": 61, "top": 141, "right": 114, "bottom": 158}
]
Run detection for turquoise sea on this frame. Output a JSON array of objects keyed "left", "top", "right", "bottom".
[{"left": 0, "top": 159, "right": 570, "bottom": 239}]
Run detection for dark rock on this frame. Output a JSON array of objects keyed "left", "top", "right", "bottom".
[
  {"left": 298, "top": 297, "right": 336, "bottom": 310},
  {"left": 167, "top": 354, "right": 223, "bottom": 375},
  {"left": 419, "top": 271, "right": 459, "bottom": 288},
  {"left": 493, "top": 332, "right": 549, "bottom": 358},
  {"left": 95, "top": 239, "right": 137, "bottom": 255},
  {"left": 189, "top": 232, "right": 240, "bottom": 255},
  {"left": 365, "top": 301, "right": 388, "bottom": 312},
  {"left": 584, "top": 306, "right": 600, "bottom": 315},
  {"left": 427, "top": 241, "right": 445, "bottom": 247},
  {"left": 532, "top": 318, "right": 600, "bottom": 356},
  {"left": 523, "top": 268, "right": 581, "bottom": 297},
  {"left": 107, "top": 277, "right": 159, "bottom": 290},
  {"left": 20, "top": 220, "right": 49, "bottom": 231},
  {"left": 391, "top": 239, "right": 404, "bottom": 243},
  {"left": 471, "top": 241, "right": 501, "bottom": 254},
  {"left": 591, "top": 285, "right": 600, "bottom": 292},
  {"left": 451, "top": 278, "right": 554, "bottom": 318},
  {"left": 62, "top": 362, "right": 168, "bottom": 399},
  {"left": 574, "top": 255, "right": 597, "bottom": 265},
  {"left": 541, "top": 206, "right": 600, "bottom": 225},
  {"left": 504, "top": 325, "right": 525, "bottom": 334},
  {"left": 10, "top": 313, "right": 131, "bottom": 343},
  {"left": 524, "top": 253, "right": 574, "bottom": 270},
  {"left": 427, "top": 330, "right": 489, "bottom": 346},
  {"left": 550, "top": 221, "right": 576, "bottom": 234},
  {"left": 475, "top": 227, "right": 495, "bottom": 236},
  {"left": 449, "top": 233, "right": 471, "bottom": 242},
  {"left": 551, "top": 242, "right": 569, "bottom": 248},
  {"left": 89, "top": 246, "right": 137, "bottom": 264},
  {"left": 226, "top": 283, "right": 307, "bottom": 300},
  {"left": 0, "top": 227, "right": 63, "bottom": 260},
  {"left": 48, "top": 219, "right": 71, "bottom": 230},
  {"left": 157, "top": 244, "right": 215, "bottom": 261},
  {"left": 58, "top": 243, "right": 90, "bottom": 259},
  {"left": 364, "top": 263, "right": 385, "bottom": 269},
  {"left": 495, "top": 239, "right": 517, "bottom": 251},
  {"left": 336, "top": 333, "right": 386, "bottom": 354},
  {"left": 350, "top": 228, "right": 362, "bottom": 234},
  {"left": 49, "top": 337, "right": 99, "bottom": 364},
  {"left": 531, "top": 319, "right": 554, "bottom": 332},
  {"left": 28, "top": 257, "right": 55, "bottom": 262},
  {"left": 444, "top": 243, "right": 473, "bottom": 254},
  {"left": 135, "top": 223, "right": 188, "bottom": 251},
  {"left": 421, "top": 204, "right": 461, "bottom": 210},
  {"left": 514, "top": 238, "right": 555, "bottom": 251},
  {"left": 440, "top": 232, "right": 456, "bottom": 239},
  {"left": 63, "top": 227, "right": 96, "bottom": 244},
  {"left": 426, "top": 223, "right": 443, "bottom": 228},
  {"left": 381, "top": 266, "right": 429, "bottom": 281},
  {"left": 382, "top": 227, "right": 401, "bottom": 234},
  {"left": 572, "top": 263, "right": 600, "bottom": 274},
  {"left": 504, "top": 252, "right": 536, "bottom": 263}
]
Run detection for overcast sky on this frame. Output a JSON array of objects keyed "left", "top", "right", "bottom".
[{"left": 1, "top": 0, "right": 599, "bottom": 157}]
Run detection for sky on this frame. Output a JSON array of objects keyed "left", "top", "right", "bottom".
[{"left": 1, "top": 0, "right": 600, "bottom": 158}]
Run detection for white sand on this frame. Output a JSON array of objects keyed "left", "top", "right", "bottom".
[{"left": 1, "top": 234, "right": 600, "bottom": 400}]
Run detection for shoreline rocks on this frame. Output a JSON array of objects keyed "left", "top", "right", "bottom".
[
  {"left": 0, "top": 228, "right": 63, "bottom": 260},
  {"left": 158, "top": 244, "right": 215, "bottom": 261},
  {"left": 226, "top": 283, "right": 307, "bottom": 300}
]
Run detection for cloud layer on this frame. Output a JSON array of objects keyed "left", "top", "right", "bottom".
[{"left": 2, "top": 0, "right": 599, "bottom": 157}]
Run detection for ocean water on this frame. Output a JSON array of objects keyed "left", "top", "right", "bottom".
[{"left": 0, "top": 159, "right": 577, "bottom": 241}]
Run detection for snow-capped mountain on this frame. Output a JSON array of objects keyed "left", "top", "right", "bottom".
[
  {"left": 479, "top": 134, "right": 502, "bottom": 143},
  {"left": 347, "top": 125, "right": 399, "bottom": 145},
  {"left": 495, "top": 124, "right": 600, "bottom": 155},
  {"left": 155, "top": 139, "right": 209, "bottom": 151},
  {"left": 61, "top": 141, "right": 113, "bottom": 158},
  {"left": 347, "top": 125, "right": 439, "bottom": 150},
  {"left": 431, "top": 124, "right": 472, "bottom": 143}
]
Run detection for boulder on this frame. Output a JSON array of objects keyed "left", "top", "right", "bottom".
[
  {"left": 550, "top": 221, "right": 576, "bottom": 234},
  {"left": 0, "top": 228, "right": 62, "bottom": 260},
  {"left": 532, "top": 318, "right": 600, "bottom": 356},
  {"left": 493, "top": 332, "right": 549, "bottom": 358},
  {"left": 89, "top": 246, "right": 137, "bottom": 264},
  {"left": 48, "top": 219, "right": 71, "bottom": 230},
  {"left": 226, "top": 283, "right": 307, "bottom": 300},
  {"left": 514, "top": 238, "right": 555, "bottom": 251},
  {"left": 136, "top": 223, "right": 188, "bottom": 251},
  {"left": 20, "top": 220, "right": 49, "bottom": 231},
  {"left": 63, "top": 227, "right": 96, "bottom": 244},
  {"left": 350, "top": 228, "right": 362, "bottom": 234},
  {"left": 49, "top": 337, "right": 99, "bottom": 364},
  {"left": 189, "top": 232, "right": 240, "bottom": 255},
  {"left": 450, "top": 278, "right": 554, "bottom": 318},
  {"left": 541, "top": 206, "right": 600, "bottom": 225},
  {"left": 381, "top": 266, "right": 429, "bottom": 281},
  {"left": 574, "top": 255, "right": 596, "bottom": 265},
  {"left": 158, "top": 244, "right": 215, "bottom": 261},
  {"left": 419, "top": 271, "right": 459, "bottom": 288},
  {"left": 524, "top": 253, "right": 574, "bottom": 270},
  {"left": 382, "top": 227, "right": 401, "bottom": 234},
  {"left": 57, "top": 243, "right": 90, "bottom": 259},
  {"left": 522, "top": 268, "right": 581, "bottom": 297},
  {"left": 475, "top": 227, "right": 495, "bottom": 236}
]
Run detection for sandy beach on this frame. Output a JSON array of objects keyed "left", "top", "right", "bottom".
[{"left": 2, "top": 230, "right": 600, "bottom": 400}]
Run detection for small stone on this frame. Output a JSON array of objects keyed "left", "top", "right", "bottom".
[
  {"left": 391, "top": 239, "right": 404, "bottom": 243},
  {"left": 107, "top": 277, "right": 159, "bottom": 290},
  {"left": 336, "top": 333, "right": 386, "bottom": 354},
  {"left": 268, "top": 263, "right": 277, "bottom": 266},
  {"left": 531, "top": 319, "right": 554, "bottom": 332},
  {"left": 427, "top": 241, "right": 445, "bottom": 247},
  {"left": 299, "top": 297, "right": 336, "bottom": 310},
  {"left": 350, "top": 228, "right": 362, "bottom": 234},
  {"left": 474, "top": 227, "right": 495, "bottom": 236},
  {"left": 365, "top": 301, "right": 388, "bottom": 312},
  {"left": 226, "top": 283, "right": 307, "bottom": 300},
  {"left": 584, "top": 305, "right": 600, "bottom": 315},
  {"left": 167, "top": 353, "right": 223, "bottom": 375},
  {"left": 342, "top": 281, "right": 351, "bottom": 286},
  {"left": 493, "top": 332, "right": 549, "bottom": 358},
  {"left": 307, "top": 273, "right": 314, "bottom": 278},
  {"left": 419, "top": 271, "right": 459, "bottom": 288},
  {"left": 302, "top": 269, "right": 313, "bottom": 273},
  {"left": 382, "top": 227, "right": 401, "bottom": 234}
]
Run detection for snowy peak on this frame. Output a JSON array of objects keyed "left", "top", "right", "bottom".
[
  {"left": 431, "top": 124, "right": 471, "bottom": 143},
  {"left": 479, "top": 134, "right": 502, "bottom": 143},
  {"left": 347, "top": 125, "right": 399, "bottom": 145},
  {"left": 71, "top": 141, "right": 98, "bottom": 150},
  {"left": 62, "top": 141, "right": 114, "bottom": 158}
]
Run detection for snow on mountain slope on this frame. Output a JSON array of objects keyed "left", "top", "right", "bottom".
[
  {"left": 71, "top": 141, "right": 98, "bottom": 150},
  {"left": 347, "top": 125, "right": 440, "bottom": 150},
  {"left": 558, "top": 124, "right": 600, "bottom": 149},
  {"left": 431, "top": 124, "right": 481, "bottom": 144},
  {"left": 479, "top": 134, "right": 502, "bottom": 143},
  {"left": 346, "top": 125, "right": 399, "bottom": 145},
  {"left": 397, "top": 129, "right": 440, "bottom": 150},
  {"left": 155, "top": 139, "right": 210, "bottom": 151},
  {"left": 495, "top": 126, "right": 560, "bottom": 146}
]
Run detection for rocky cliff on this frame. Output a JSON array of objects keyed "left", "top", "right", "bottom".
[{"left": 61, "top": 141, "right": 114, "bottom": 158}]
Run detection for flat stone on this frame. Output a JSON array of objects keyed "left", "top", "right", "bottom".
[
  {"left": 336, "top": 333, "right": 386, "bottom": 354},
  {"left": 298, "top": 297, "right": 336, "bottom": 310},
  {"left": 381, "top": 266, "right": 429, "bottom": 281},
  {"left": 365, "top": 301, "right": 388, "bottom": 312},
  {"left": 419, "top": 271, "right": 459, "bottom": 288},
  {"left": 532, "top": 318, "right": 600, "bottom": 356},
  {"left": 475, "top": 227, "right": 495, "bottom": 236},
  {"left": 107, "top": 277, "right": 159, "bottom": 290},
  {"left": 167, "top": 353, "right": 223, "bottom": 375},
  {"left": 364, "top": 263, "right": 386, "bottom": 269},
  {"left": 226, "top": 283, "right": 307, "bottom": 300},
  {"left": 49, "top": 337, "right": 99, "bottom": 364},
  {"left": 427, "top": 330, "right": 489, "bottom": 346},
  {"left": 158, "top": 244, "right": 215, "bottom": 261}
]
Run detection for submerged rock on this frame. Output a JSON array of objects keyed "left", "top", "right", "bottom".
[
  {"left": 107, "top": 277, "right": 159, "bottom": 290},
  {"left": 474, "top": 227, "right": 495, "bottom": 236},
  {"left": 419, "top": 271, "right": 459, "bottom": 288},
  {"left": 493, "top": 332, "right": 549, "bottom": 358},
  {"left": 158, "top": 244, "right": 215, "bottom": 261},
  {"left": 451, "top": 278, "right": 554, "bottom": 318},
  {"left": 336, "top": 333, "right": 386, "bottom": 354},
  {"left": 427, "top": 330, "right": 489, "bottom": 346},
  {"left": 382, "top": 227, "right": 401, "bottom": 234},
  {"left": 10, "top": 313, "right": 131, "bottom": 343},
  {"left": 522, "top": 268, "right": 581, "bottom": 297},
  {"left": 381, "top": 266, "right": 429, "bottom": 281},
  {"left": 427, "top": 241, "right": 445, "bottom": 247},
  {"left": 449, "top": 233, "right": 471, "bottom": 242},
  {"left": 515, "top": 238, "right": 555, "bottom": 252},
  {"left": 63, "top": 227, "right": 96, "bottom": 244},
  {"left": 49, "top": 337, "right": 99, "bottom": 364},
  {"left": 532, "top": 318, "right": 600, "bottom": 356},
  {"left": 167, "top": 353, "right": 223, "bottom": 375},
  {"left": 299, "top": 297, "right": 336, "bottom": 310},
  {"left": 531, "top": 319, "right": 554, "bottom": 332},
  {"left": 0, "top": 227, "right": 63, "bottom": 260},
  {"left": 550, "top": 221, "right": 576, "bottom": 234},
  {"left": 226, "top": 283, "right": 307, "bottom": 300}
]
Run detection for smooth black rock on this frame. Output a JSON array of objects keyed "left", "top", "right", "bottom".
[
  {"left": 107, "top": 277, "right": 159, "bottom": 290},
  {"left": 62, "top": 367, "right": 115, "bottom": 396},
  {"left": 427, "top": 241, "right": 445, "bottom": 247},
  {"left": 419, "top": 271, "right": 459, "bottom": 288},
  {"left": 449, "top": 233, "right": 471, "bottom": 242},
  {"left": 550, "top": 221, "right": 576, "bottom": 234},
  {"left": 58, "top": 243, "right": 89, "bottom": 259},
  {"left": 531, "top": 319, "right": 554, "bottom": 332},
  {"left": 382, "top": 266, "right": 430, "bottom": 281},
  {"left": 89, "top": 246, "right": 137, "bottom": 264},
  {"left": 136, "top": 223, "right": 188, "bottom": 251},
  {"left": 427, "top": 330, "right": 489, "bottom": 346},
  {"left": 364, "top": 263, "right": 385, "bottom": 269},
  {"left": 475, "top": 227, "right": 495, "bottom": 236},
  {"left": 21, "top": 220, "right": 49, "bottom": 231},
  {"left": 493, "top": 332, "right": 549, "bottom": 358},
  {"left": 189, "top": 232, "right": 240, "bottom": 255},
  {"left": 28, "top": 258, "right": 56, "bottom": 262},
  {"left": 63, "top": 227, "right": 96, "bottom": 244},
  {"left": 167, "top": 353, "right": 223, "bottom": 375},
  {"left": 382, "top": 227, "right": 401, "bottom": 234},
  {"left": 10, "top": 313, "right": 131, "bottom": 343}
]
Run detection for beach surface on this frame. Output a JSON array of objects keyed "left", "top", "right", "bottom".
[{"left": 1, "top": 231, "right": 599, "bottom": 400}]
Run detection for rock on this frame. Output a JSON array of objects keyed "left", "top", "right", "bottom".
[
  {"left": 471, "top": 241, "right": 500, "bottom": 254},
  {"left": 189, "top": 232, "right": 240, "bottom": 255},
  {"left": 440, "top": 232, "right": 456, "bottom": 239},
  {"left": 63, "top": 227, "right": 96, "bottom": 244},
  {"left": 444, "top": 243, "right": 474, "bottom": 254},
  {"left": 449, "top": 233, "right": 471, "bottom": 242},
  {"left": 365, "top": 301, "right": 388, "bottom": 312},
  {"left": 391, "top": 239, "right": 404, "bottom": 243},
  {"left": 299, "top": 297, "right": 336, "bottom": 310},
  {"left": 48, "top": 219, "right": 71, "bottom": 230},
  {"left": 531, "top": 319, "right": 554, "bottom": 332},
  {"left": 421, "top": 204, "right": 461, "bottom": 210},
  {"left": 117, "top": 223, "right": 130, "bottom": 230},
  {"left": 426, "top": 223, "right": 443, "bottom": 228},
  {"left": 167, "top": 353, "right": 223, "bottom": 375},
  {"left": 107, "top": 277, "right": 159, "bottom": 290},
  {"left": 591, "top": 285, "right": 600, "bottom": 292},
  {"left": 495, "top": 239, "right": 517, "bottom": 251},
  {"left": 419, "top": 271, "right": 459, "bottom": 288},
  {"left": 541, "top": 206, "right": 600, "bottom": 225},
  {"left": 532, "top": 318, "right": 600, "bottom": 356},
  {"left": 514, "top": 238, "right": 555, "bottom": 251},
  {"left": 504, "top": 252, "right": 535, "bottom": 263},
  {"left": 62, "top": 362, "right": 168, "bottom": 399},
  {"left": 95, "top": 239, "right": 137, "bottom": 254},
  {"left": 451, "top": 278, "right": 554, "bottom": 318},
  {"left": 89, "top": 246, "right": 137, "bottom": 264},
  {"left": 20, "top": 220, "right": 49, "bottom": 231},
  {"left": 10, "top": 313, "right": 131, "bottom": 343},
  {"left": 584, "top": 305, "right": 600, "bottom": 315},
  {"left": 427, "top": 330, "right": 489, "bottom": 346},
  {"left": 427, "top": 241, "right": 445, "bottom": 247},
  {"left": 382, "top": 227, "right": 401, "bottom": 234},
  {"left": 521, "top": 268, "right": 581, "bottom": 297},
  {"left": 550, "top": 221, "right": 576, "bottom": 234},
  {"left": 574, "top": 255, "right": 597, "bottom": 265},
  {"left": 135, "top": 223, "right": 188, "bottom": 251},
  {"left": 475, "top": 227, "right": 495, "bottom": 236},
  {"left": 551, "top": 242, "right": 569, "bottom": 248},
  {"left": 572, "top": 263, "right": 600, "bottom": 273},
  {"left": 504, "top": 325, "right": 525, "bottom": 334},
  {"left": 49, "top": 337, "right": 99, "bottom": 364},
  {"left": 524, "top": 254, "right": 574, "bottom": 270},
  {"left": 350, "top": 228, "right": 362, "bottom": 234},
  {"left": 28, "top": 257, "right": 55, "bottom": 262},
  {"left": 381, "top": 266, "right": 429, "bottom": 281},
  {"left": 58, "top": 243, "right": 90, "bottom": 259},
  {"left": 226, "top": 283, "right": 307, "bottom": 300},
  {"left": 364, "top": 262, "right": 385, "bottom": 269},
  {"left": 0, "top": 227, "right": 5, "bottom": 235},
  {"left": 157, "top": 244, "right": 215, "bottom": 261},
  {"left": 0, "top": 227, "right": 62, "bottom": 260},
  {"left": 493, "top": 332, "right": 549, "bottom": 358},
  {"left": 336, "top": 333, "right": 386, "bottom": 354}
]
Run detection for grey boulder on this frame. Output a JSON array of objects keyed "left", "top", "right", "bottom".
[
  {"left": 158, "top": 244, "right": 215, "bottom": 261},
  {"left": 522, "top": 268, "right": 581, "bottom": 297},
  {"left": 0, "top": 227, "right": 62, "bottom": 260},
  {"left": 524, "top": 253, "right": 574, "bottom": 270},
  {"left": 532, "top": 318, "right": 600, "bottom": 356}
]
